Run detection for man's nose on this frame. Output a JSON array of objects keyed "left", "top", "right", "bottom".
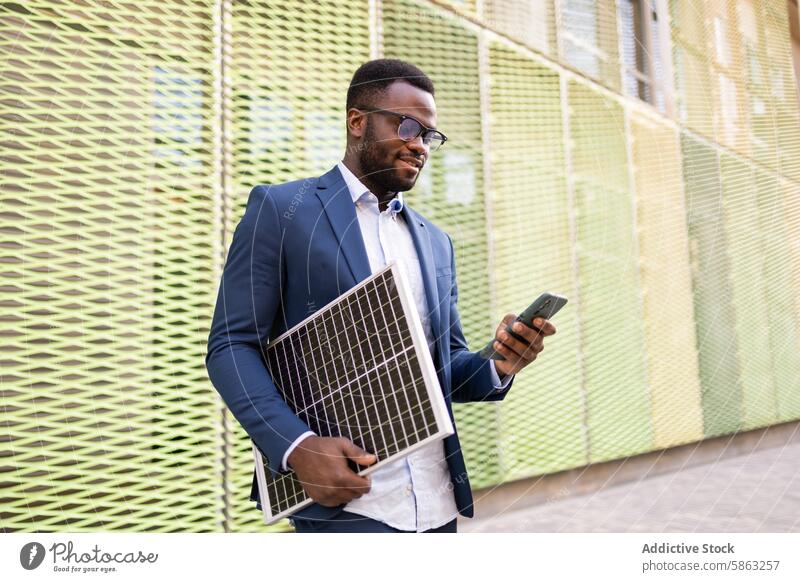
[{"left": 406, "top": 134, "right": 429, "bottom": 156}]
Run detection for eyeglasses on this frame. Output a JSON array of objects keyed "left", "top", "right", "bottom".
[{"left": 356, "top": 107, "right": 448, "bottom": 152}]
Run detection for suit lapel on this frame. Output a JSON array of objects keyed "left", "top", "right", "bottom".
[
  {"left": 315, "top": 164, "right": 443, "bottom": 366},
  {"left": 402, "top": 204, "right": 442, "bottom": 360},
  {"left": 315, "top": 165, "right": 372, "bottom": 285}
]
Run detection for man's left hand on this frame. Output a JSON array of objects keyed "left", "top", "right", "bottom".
[{"left": 492, "top": 313, "right": 557, "bottom": 379}]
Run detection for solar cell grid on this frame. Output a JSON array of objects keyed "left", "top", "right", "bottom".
[{"left": 252, "top": 262, "right": 454, "bottom": 524}]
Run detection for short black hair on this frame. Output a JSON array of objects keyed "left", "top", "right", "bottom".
[{"left": 346, "top": 58, "right": 435, "bottom": 111}]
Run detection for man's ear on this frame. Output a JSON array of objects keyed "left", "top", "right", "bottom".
[{"left": 346, "top": 108, "right": 365, "bottom": 139}]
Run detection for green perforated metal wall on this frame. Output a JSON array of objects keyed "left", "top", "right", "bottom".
[
  {"left": 1, "top": 0, "right": 222, "bottom": 531},
  {"left": 2, "top": 0, "right": 799, "bottom": 532}
]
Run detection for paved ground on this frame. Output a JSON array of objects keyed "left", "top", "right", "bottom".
[{"left": 460, "top": 441, "right": 800, "bottom": 532}]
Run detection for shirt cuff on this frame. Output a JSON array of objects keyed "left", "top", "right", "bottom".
[
  {"left": 489, "top": 360, "right": 514, "bottom": 390},
  {"left": 281, "top": 430, "right": 317, "bottom": 471}
]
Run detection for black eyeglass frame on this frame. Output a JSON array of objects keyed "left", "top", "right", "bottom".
[{"left": 355, "top": 107, "right": 448, "bottom": 151}]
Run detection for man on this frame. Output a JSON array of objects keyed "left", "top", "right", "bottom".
[{"left": 205, "top": 58, "right": 557, "bottom": 533}]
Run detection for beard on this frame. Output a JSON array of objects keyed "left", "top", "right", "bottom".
[{"left": 357, "top": 120, "right": 418, "bottom": 193}]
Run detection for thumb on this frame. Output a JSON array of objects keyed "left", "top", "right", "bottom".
[{"left": 341, "top": 439, "right": 377, "bottom": 466}]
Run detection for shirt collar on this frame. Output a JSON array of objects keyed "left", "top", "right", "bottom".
[{"left": 336, "top": 160, "right": 404, "bottom": 216}]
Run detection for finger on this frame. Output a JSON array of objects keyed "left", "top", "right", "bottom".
[
  {"left": 341, "top": 439, "right": 377, "bottom": 466},
  {"left": 495, "top": 341, "right": 533, "bottom": 375},
  {"left": 528, "top": 317, "right": 557, "bottom": 336},
  {"left": 493, "top": 340, "right": 518, "bottom": 362},
  {"left": 496, "top": 313, "right": 516, "bottom": 336},
  {"left": 510, "top": 335, "right": 540, "bottom": 369},
  {"left": 494, "top": 337, "right": 532, "bottom": 363},
  {"left": 338, "top": 470, "right": 371, "bottom": 494},
  {"left": 496, "top": 330, "right": 538, "bottom": 362},
  {"left": 508, "top": 320, "right": 543, "bottom": 344},
  {"left": 498, "top": 330, "right": 526, "bottom": 358},
  {"left": 350, "top": 475, "right": 372, "bottom": 495}
]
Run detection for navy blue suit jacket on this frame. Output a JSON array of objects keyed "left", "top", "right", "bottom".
[{"left": 205, "top": 164, "right": 515, "bottom": 521}]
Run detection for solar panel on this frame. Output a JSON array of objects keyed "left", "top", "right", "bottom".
[{"left": 251, "top": 261, "right": 454, "bottom": 524}]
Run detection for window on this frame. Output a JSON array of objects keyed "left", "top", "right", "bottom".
[
  {"left": 561, "top": 0, "right": 602, "bottom": 79},
  {"left": 619, "top": 0, "right": 669, "bottom": 112}
]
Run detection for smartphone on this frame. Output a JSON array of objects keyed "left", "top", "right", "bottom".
[{"left": 479, "top": 292, "right": 568, "bottom": 360}]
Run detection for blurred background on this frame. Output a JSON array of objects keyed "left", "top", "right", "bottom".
[{"left": 2, "top": 0, "right": 800, "bottom": 532}]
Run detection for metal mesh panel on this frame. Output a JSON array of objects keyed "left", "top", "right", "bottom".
[
  {"left": 766, "top": 176, "right": 800, "bottom": 421},
  {"left": 224, "top": 0, "right": 370, "bottom": 532},
  {"left": 681, "top": 134, "right": 744, "bottom": 438},
  {"left": 568, "top": 80, "right": 652, "bottom": 463},
  {"left": 630, "top": 113, "right": 704, "bottom": 449},
  {"left": 436, "top": 0, "right": 478, "bottom": 17},
  {"left": 705, "top": 0, "right": 752, "bottom": 155},
  {"left": 557, "top": 0, "right": 622, "bottom": 91},
  {"left": 1, "top": 0, "right": 222, "bottom": 531},
  {"left": 721, "top": 153, "right": 778, "bottom": 430},
  {"left": 4, "top": 0, "right": 800, "bottom": 532},
  {"left": 382, "top": 0, "right": 501, "bottom": 487},
  {"left": 781, "top": 175, "right": 800, "bottom": 419},
  {"left": 487, "top": 41, "right": 587, "bottom": 480},
  {"left": 762, "top": 0, "right": 800, "bottom": 182},
  {"left": 670, "top": 0, "right": 717, "bottom": 137},
  {"left": 485, "top": 0, "right": 558, "bottom": 57},
  {"left": 739, "top": 0, "right": 779, "bottom": 171},
  {"left": 670, "top": 0, "right": 800, "bottom": 176}
]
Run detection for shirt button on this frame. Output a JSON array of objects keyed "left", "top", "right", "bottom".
[{"left": 405, "top": 484, "right": 413, "bottom": 496}]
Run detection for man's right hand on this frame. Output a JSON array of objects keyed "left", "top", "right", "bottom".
[{"left": 286, "top": 436, "right": 377, "bottom": 507}]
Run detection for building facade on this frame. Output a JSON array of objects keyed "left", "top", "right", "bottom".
[{"left": 2, "top": 0, "right": 800, "bottom": 532}]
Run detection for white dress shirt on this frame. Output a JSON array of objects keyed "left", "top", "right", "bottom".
[{"left": 283, "top": 160, "right": 512, "bottom": 531}]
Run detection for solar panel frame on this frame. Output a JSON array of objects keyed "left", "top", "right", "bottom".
[{"left": 250, "top": 261, "right": 454, "bottom": 525}]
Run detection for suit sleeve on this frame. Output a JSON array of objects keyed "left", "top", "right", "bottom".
[
  {"left": 205, "top": 185, "right": 312, "bottom": 477},
  {"left": 445, "top": 234, "right": 515, "bottom": 403}
]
